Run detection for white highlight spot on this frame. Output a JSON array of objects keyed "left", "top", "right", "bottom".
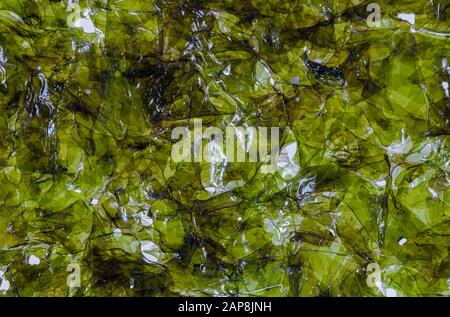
[
  {"left": 398, "top": 237, "right": 408, "bottom": 246},
  {"left": 386, "top": 128, "right": 413, "bottom": 157},
  {"left": 113, "top": 228, "right": 122, "bottom": 237},
  {"left": 74, "top": 17, "right": 95, "bottom": 34},
  {"left": 0, "top": 279, "right": 10, "bottom": 292},
  {"left": 428, "top": 187, "right": 439, "bottom": 198},
  {"left": 291, "top": 76, "right": 300, "bottom": 85},
  {"left": 140, "top": 213, "right": 153, "bottom": 227},
  {"left": 0, "top": 270, "right": 10, "bottom": 292},
  {"left": 442, "top": 81, "right": 449, "bottom": 98},
  {"left": 277, "top": 142, "right": 300, "bottom": 180},
  {"left": 223, "top": 65, "right": 231, "bottom": 76},
  {"left": 278, "top": 142, "right": 297, "bottom": 167},
  {"left": 141, "top": 241, "right": 159, "bottom": 263},
  {"left": 385, "top": 288, "right": 397, "bottom": 297},
  {"left": 28, "top": 255, "right": 40, "bottom": 266},
  {"left": 397, "top": 13, "right": 415, "bottom": 25}
]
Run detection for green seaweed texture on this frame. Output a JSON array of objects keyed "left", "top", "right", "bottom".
[{"left": 0, "top": 0, "right": 449, "bottom": 297}]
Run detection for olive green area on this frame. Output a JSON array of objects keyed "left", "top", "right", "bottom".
[{"left": 0, "top": 0, "right": 449, "bottom": 296}]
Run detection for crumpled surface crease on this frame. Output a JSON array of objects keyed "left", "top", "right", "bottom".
[{"left": 0, "top": 0, "right": 449, "bottom": 296}]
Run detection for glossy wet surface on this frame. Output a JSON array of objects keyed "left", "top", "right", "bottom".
[{"left": 0, "top": 1, "right": 449, "bottom": 296}]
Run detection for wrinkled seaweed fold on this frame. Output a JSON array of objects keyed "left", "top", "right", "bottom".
[{"left": 0, "top": 0, "right": 449, "bottom": 296}]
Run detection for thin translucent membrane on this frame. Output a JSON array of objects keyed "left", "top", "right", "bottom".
[{"left": 0, "top": 0, "right": 449, "bottom": 296}]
